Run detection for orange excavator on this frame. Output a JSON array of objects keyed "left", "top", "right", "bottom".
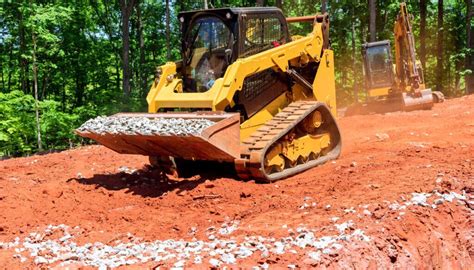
[{"left": 347, "top": 2, "right": 444, "bottom": 115}]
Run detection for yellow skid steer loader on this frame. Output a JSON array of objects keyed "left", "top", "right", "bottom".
[{"left": 76, "top": 7, "right": 341, "bottom": 182}]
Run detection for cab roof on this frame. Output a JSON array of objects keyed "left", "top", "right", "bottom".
[{"left": 178, "top": 7, "right": 283, "bottom": 17}]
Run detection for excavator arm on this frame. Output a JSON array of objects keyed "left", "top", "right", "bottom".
[{"left": 393, "top": 2, "right": 421, "bottom": 91}]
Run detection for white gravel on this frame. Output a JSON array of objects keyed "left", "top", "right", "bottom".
[
  {"left": 1, "top": 190, "right": 468, "bottom": 268},
  {"left": 77, "top": 116, "right": 215, "bottom": 136},
  {"left": 1, "top": 221, "right": 371, "bottom": 268}
]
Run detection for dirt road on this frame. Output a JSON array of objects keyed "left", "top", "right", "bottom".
[{"left": 0, "top": 96, "right": 473, "bottom": 269}]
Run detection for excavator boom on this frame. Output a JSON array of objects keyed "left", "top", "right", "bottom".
[{"left": 394, "top": 2, "right": 420, "bottom": 89}]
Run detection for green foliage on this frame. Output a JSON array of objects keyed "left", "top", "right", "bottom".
[
  {"left": 0, "top": 91, "right": 36, "bottom": 156},
  {"left": 0, "top": 91, "right": 97, "bottom": 157},
  {"left": 39, "top": 100, "right": 79, "bottom": 149}
]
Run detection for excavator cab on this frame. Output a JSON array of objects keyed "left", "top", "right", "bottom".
[
  {"left": 359, "top": 39, "right": 434, "bottom": 112},
  {"left": 362, "top": 40, "right": 394, "bottom": 96}
]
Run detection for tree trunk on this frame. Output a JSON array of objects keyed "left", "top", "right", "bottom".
[
  {"left": 120, "top": 0, "right": 136, "bottom": 98},
  {"left": 352, "top": 8, "right": 358, "bottom": 102},
  {"left": 454, "top": 8, "right": 463, "bottom": 94},
  {"left": 91, "top": 1, "right": 121, "bottom": 94},
  {"left": 166, "top": 0, "right": 171, "bottom": 60},
  {"left": 256, "top": 0, "right": 264, "bottom": 7},
  {"left": 360, "top": 21, "right": 368, "bottom": 101},
  {"left": 62, "top": 78, "right": 66, "bottom": 112},
  {"left": 75, "top": 69, "right": 85, "bottom": 107},
  {"left": 419, "top": 0, "right": 427, "bottom": 72},
  {"left": 368, "top": 0, "right": 376, "bottom": 42},
  {"left": 275, "top": 0, "right": 282, "bottom": 9},
  {"left": 32, "top": 34, "right": 43, "bottom": 152},
  {"left": 41, "top": 72, "right": 49, "bottom": 100},
  {"left": 467, "top": 0, "right": 474, "bottom": 94},
  {"left": 0, "top": 60, "right": 4, "bottom": 92},
  {"left": 137, "top": 1, "right": 147, "bottom": 95},
  {"left": 321, "top": 0, "right": 327, "bottom": 13},
  {"left": 19, "top": 10, "right": 29, "bottom": 94},
  {"left": 5, "top": 41, "right": 13, "bottom": 92},
  {"left": 114, "top": 57, "right": 120, "bottom": 92},
  {"left": 436, "top": 0, "right": 444, "bottom": 92}
]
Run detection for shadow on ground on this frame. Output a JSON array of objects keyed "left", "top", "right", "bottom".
[{"left": 69, "top": 161, "right": 239, "bottom": 198}]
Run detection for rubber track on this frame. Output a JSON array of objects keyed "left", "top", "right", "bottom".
[{"left": 236, "top": 100, "right": 340, "bottom": 182}]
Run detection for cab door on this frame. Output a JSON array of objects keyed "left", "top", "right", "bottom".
[{"left": 362, "top": 41, "right": 394, "bottom": 92}]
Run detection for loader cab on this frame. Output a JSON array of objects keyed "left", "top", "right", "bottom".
[
  {"left": 362, "top": 41, "right": 395, "bottom": 92},
  {"left": 179, "top": 7, "right": 290, "bottom": 93}
]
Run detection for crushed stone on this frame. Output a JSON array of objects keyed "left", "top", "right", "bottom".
[{"left": 77, "top": 116, "right": 215, "bottom": 136}]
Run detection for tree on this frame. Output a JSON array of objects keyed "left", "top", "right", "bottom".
[
  {"left": 275, "top": 0, "right": 282, "bottom": 9},
  {"left": 136, "top": 1, "right": 147, "bottom": 94},
  {"left": 419, "top": 0, "right": 427, "bottom": 71},
  {"left": 120, "top": 0, "right": 137, "bottom": 98},
  {"left": 321, "top": 0, "right": 327, "bottom": 13},
  {"left": 256, "top": 0, "right": 264, "bottom": 7},
  {"left": 436, "top": 0, "right": 444, "bottom": 92},
  {"left": 23, "top": 3, "right": 71, "bottom": 152},
  {"left": 368, "top": 0, "right": 376, "bottom": 42},
  {"left": 18, "top": 6, "right": 29, "bottom": 95},
  {"left": 467, "top": 0, "right": 474, "bottom": 94},
  {"left": 166, "top": 0, "right": 171, "bottom": 60},
  {"left": 351, "top": 5, "right": 358, "bottom": 101},
  {"left": 90, "top": 0, "right": 123, "bottom": 95},
  {"left": 32, "top": 31, "right": 42, "bottom": 151}
]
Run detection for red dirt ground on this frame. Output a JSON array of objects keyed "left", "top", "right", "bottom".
[{"left": 0, "top": 95, "right": 473, "bottom": 269}]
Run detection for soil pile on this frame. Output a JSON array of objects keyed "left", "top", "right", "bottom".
[{"left": 0, "top": 95, "right": 473, "bottom": 268}]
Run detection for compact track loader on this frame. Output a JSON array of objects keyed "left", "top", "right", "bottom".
[
  {"left": 77, "top": 7, "right": 341, "bottom": 182},
  {"left": 347, "top": 3, "right": 444, "bottom": 115}
]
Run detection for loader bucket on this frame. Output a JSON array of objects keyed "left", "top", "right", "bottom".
[
  {"left": 75, "top": 112, "right": 241, "bottom": 162},
  {"left": 402, "top": 89, "right": 434, "bottom": 111}
]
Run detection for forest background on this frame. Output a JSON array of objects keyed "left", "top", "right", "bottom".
[{"left": 0, "top": 0, "right": 472, "bottom": 157}]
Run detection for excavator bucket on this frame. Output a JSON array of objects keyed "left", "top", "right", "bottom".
[
  {"left": 402, "top": 89, "right": 434, "bottom": 111},
  {"left": 345, "top": 89, "right": 434, "bottom": 116},
  {"left": 75, "top": 112, "right": 241, "bottom": 162}
]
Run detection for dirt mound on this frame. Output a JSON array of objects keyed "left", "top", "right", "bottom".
[{"left": 0, "top": 95, "right": 473, "bottom": 269}]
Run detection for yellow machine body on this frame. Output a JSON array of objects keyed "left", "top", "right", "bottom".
[
  {"left": 77, "top": 7, "right": 341, "bottom": 182},
  {"left": 146, "top": 22, "right": 336, "bottom": 142}
]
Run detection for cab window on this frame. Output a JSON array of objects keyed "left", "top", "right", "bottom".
[{"left": 184, "top": 16, "right": 233, "bottom": 92}]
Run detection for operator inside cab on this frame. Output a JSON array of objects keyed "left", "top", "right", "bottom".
[
  {"left": 366, "top": 45, "right": 392, "bottom": 87},
  {"left": 183, "top": 16, "right": 233, "bottom": 92}
]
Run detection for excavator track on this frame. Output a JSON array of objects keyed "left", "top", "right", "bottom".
[{"left": 236, "top": 101, "right": 341, "bottom": 182}]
